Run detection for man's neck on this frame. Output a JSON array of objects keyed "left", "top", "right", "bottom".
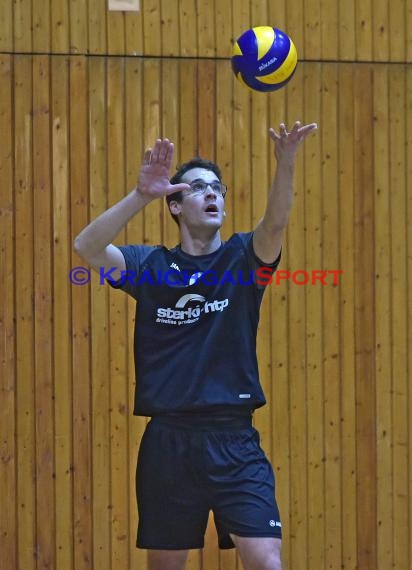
[{"left": 179, "top": 230, "right": 222, "bottom": 256}]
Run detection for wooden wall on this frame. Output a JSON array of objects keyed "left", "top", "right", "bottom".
[
  {"left": 0, "top": 2, "right": 411, "bottom": 570},
  {"left": 1, "top": 0, "right": 411, "bottom": 61}
]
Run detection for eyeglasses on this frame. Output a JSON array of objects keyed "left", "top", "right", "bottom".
[{"left": 186, "top": 180, "right": 227, "bottom": 198}]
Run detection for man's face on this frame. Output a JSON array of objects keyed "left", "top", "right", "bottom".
[{"left": 171, "top": 167, "right": 226, "bottom": 230}]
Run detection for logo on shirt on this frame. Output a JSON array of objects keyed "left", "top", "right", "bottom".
[
  {"left": 188, "top": 271, "right": 203, "bottom": 285},
  {"left": 156, "top": 293, "right": 229, "bottom": 326}
]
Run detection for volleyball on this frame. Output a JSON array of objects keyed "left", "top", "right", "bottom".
[{"left": 231, "top": 26, "right": 298, "bottom": 92}]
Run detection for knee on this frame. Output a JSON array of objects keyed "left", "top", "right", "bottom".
[
  {"left": 266, "top": 556, "right": 282, "bottom": 570},
  {"left": 259, "top": 552, "right": 282, "bottom": 570},
  {"left": 244, "top": 554, "right": 282, "bottom": 570}
]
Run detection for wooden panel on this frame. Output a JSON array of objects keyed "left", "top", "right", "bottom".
[
  {"left": 51, "top": 55, "right": 74, "bottom": 570},
  {"left": 285, "top": 70, "right": 308, "bottom": 570},
  {"left": 353, "top": 64, "right": 377, "bottom": 569},
  {"left": 389, "top": 65, "right": 409, "bottom": 570},
  {"left": 52, "top": 0, "right": 70, "bottom": 52},
  {"left": 70, "top": 0, "right": 88, "bottom": 54},
  {"left": 338, "top": 63, "right": 357, "bottom": 570},
  {"left": 321, "top": 0, "right": 338, "bottom": 59},
  {"left": 250, "top": 72, "right": 270, "bottom": 448},
  {"left": 125, "top": 5, "right": 143, "bottom": 55},
  {"left": 32, "top": 0, "right": 51, "bottom": 52},
  {"left": 356, "top": 0, "right": 372, "bottom": 60},
  {"left": 373, "top": 0, "right": 389, "bottom": 61},
  {"left": 14, "top": 55, "right": 36, "bottom": 570},
  {"left": 142, "top": 59, "right": 162, "bottom": 245},
  {"left": 321, "top": 63, "right": 342, "bottom": 570},
  {"left": 88, "top": 57, "right": 111, "bottom": 569},
  {"left": 33, "top": 55, "right": 56, "bottom": 569},
  {"left": 161, "top": 0, "right": 179, "bottom": 56},
  {"left": 0, "top": 1, "right": 13, "bottom": 50},
  {"left": 232, "top": 0, "right": 250, "bottom": 45},
  {"left": 70, "top": 56, "right": 93, "bottom": 569},
  {"left": 179, "top": 59, "right": 198, "bottom": 161},
  {"left": 197, "top": 60, "right": 216, "bottom": 160},
  {"left": 338, "top": 0, "right": 356, "bottom": 60},
  {"left": 89, "top": 0, "right": 107, "bottom": 54},
  {"left": 408, "top": 2, "right": 412, "bottom": 61},
  {"left": 142, "top": 0, "right": 161, "bottom": 56},
  {"left": 215, "top": 59, "right": 234, "bottom": 242},
  {"left": 232, "top": 0, "right": 251, "bottom": 235},
  {"left": 304, "top": 0, "right": 321, "bottom": 60},
  {"left": 216, "top": 0, "right": 232, "bottom": 58},
  {"left": 268, "top": 80, "right": 289, "bottom": 570},
  {"left": 203, "top": 511, "right": 219, "bottom": 570},
  {"left": 250, "top": 0, "right": 268, "bottom": 28},
  {"left": 14, "top": 0, "right": 33, "bottom": 52},
  {"left": 286, "top": 0, "right": 304, "bottom": 62},
  {"left": 107, "top": 7, "right": 125, "bottom": 54},
  {"left": 268, "top": 0, "right": 286, "bottom": 36},
  {"left": 231, "top": 77, "right": 252, "bottom": 234},
  {"left": 107, "top": 56, "right": 130, "bottom": 570},
  {"left": 303, "top": 62, "right": 324, "bottom": 570},
  {"left": 124, "top": 57, "right": 147, "bottom": 570},
  {"left": 407, "top": 65, "right": 412, "bottom": 569},
  {"left": 196, "top": 0, "right": 216, "bottom": 57},
  {"left": 389, "top": 0, "right": 406, "bottom": 61},
  {"left": 161, "top": 58, "right": 180, "bottom": 247},
  {"left": 3, "top": 0, "right": 412, "bottom": 62},
  {"left": 373, "top": 63, "right": 393, "bottom": 570},
  {"left": 179, "top": 0, "right": 198, "bottom": 56},
  {"left": 0, "top": 54, "right": 16, "bottom": 570}
]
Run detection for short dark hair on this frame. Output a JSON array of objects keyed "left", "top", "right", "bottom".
[{"left": 166, "top": 157, "right": 222, "bottom": 226}]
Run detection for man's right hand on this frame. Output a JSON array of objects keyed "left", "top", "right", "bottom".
[
  {"left": 137, "top": 138, "right": 190, "bottom": 200},
  {"left": 74, "top": 138, "right": 189, "bottom": 282}
]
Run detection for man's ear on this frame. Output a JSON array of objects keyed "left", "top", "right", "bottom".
[{"left": 169, "top": 200, "right": 182, "bottom": 216}]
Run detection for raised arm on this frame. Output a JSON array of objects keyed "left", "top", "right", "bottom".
[
  {"left": 253, "top": 121, "right": 317, "bottom": 264},
  {"left": 73, "top": 138, "right": 190, "bottom": 281}
]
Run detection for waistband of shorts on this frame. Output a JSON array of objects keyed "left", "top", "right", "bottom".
[{"left": 149, "top": 412, "right": 253, "bottom": 431}]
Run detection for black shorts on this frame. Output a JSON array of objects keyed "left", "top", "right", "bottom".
[{"left": 136, "top": 414, "right": 282, "bottom": 550}]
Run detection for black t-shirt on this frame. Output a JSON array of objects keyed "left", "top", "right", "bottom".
[{"left": 109, "top": 232, "right": 280, "bottom": 416}]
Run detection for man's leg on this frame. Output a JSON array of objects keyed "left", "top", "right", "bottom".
[
  {"left": 230, "top": 535, "right": 282, "bottom": 570},
  {"left": 147, "top": 549, "right": 189, "bottom": 570}
]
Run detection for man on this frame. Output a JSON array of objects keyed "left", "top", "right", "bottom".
[{"left": 74, "top": 121, "right": 317, "bottom": 570}]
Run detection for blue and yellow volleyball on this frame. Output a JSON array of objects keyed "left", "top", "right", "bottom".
[{"left": 231, "top": 26, "right": 298, "bottom": 92}]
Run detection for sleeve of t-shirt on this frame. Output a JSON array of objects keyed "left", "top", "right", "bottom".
[
  {"left": 236, "top": 232, "right": 281, "bottom": 288},
  {"left": 106, "top": 244, "right": 157, "bottom": 300}
]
